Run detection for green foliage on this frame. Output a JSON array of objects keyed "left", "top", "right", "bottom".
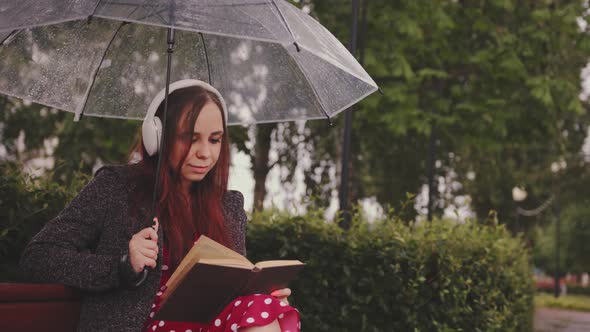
[
  {"left": 0, "top": 161, "right": 90, "bottom": 281},
  {"left": 567, "top": 285, "right": 590, "bottom": 297},
  {"left": 532, "top": 201, "right": 590, "bottom": 274},
  {"left": 0, "top": 96, "right": 139, "bottom": 183},
  {"left": 247, "top": 211, "right": 534, "bottom": 332},
  {"left": 535, "top": 294, "right": 590, "bottom": 312},
  {"left": 302, "top": 0, "right": 590, "bottom": 231}
]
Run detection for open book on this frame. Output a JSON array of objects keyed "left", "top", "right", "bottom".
[{"left": 153, "top": 235, "right": 304, "bottom": 323}]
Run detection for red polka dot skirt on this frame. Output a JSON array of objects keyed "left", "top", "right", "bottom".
[{"left": 143, "top": 245, "right": 301, "bottom": 332}]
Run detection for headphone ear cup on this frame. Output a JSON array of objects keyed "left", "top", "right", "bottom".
[
  {"left": 142, "top": 116, "right": 162, "bottom": 156},
  {"left": 153, "top": 116, "right": 162, "bottom": 153}
]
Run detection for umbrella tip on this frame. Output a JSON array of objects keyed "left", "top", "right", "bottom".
[
  {"left": 294, "top": 42, "right": 300, "bottom": 52},
  {"left": 378, "top": 87, "right": 384, "bottom": 96}
]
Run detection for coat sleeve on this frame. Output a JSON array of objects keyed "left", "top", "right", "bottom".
[
  {"left": 223, "top": 190, "right": 248, "bottom": 256},
  {"left": 19, "top": 167, "right": 132, "bottom": 292}
]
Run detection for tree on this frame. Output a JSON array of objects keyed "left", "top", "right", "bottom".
[{"left": 300, "top": 0, "right": 590, "bottom": 229}]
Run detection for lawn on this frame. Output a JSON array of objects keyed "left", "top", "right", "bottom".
[{"left": 535, "top": 293, "right": 590, "bottom": 312}]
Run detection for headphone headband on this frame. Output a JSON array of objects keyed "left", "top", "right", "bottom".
[
  {"left": 142, "top": 79, "right": 228, "bottom": 156},
  {"left": 145, "top": 79, "right": 228, "bottom": 125}
]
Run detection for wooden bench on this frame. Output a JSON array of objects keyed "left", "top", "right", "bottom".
[{"left": 0, "top": 283, "right": 81, "bottom": 331}]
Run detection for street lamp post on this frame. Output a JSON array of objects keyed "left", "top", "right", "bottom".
[
  {"left": 554, "top": 185, "right": 561, "bottom": 298},
  {"left": 339, "top": 0, "right": 360, "bottom": 230}
]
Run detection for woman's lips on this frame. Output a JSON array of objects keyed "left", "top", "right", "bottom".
[{"left": 188, "top": 164, "right": 208, "bottom": 174}]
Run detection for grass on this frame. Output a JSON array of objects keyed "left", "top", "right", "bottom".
[{"left": 535, "top": 293, "right": 590, "bottom": 312}]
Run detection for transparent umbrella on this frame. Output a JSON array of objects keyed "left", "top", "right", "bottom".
[{"left": 0, "top": 0, "right": 378, "bottom": 125}]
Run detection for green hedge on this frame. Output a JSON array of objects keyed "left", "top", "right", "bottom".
[
  {"left": 567, "top": 285, "right": 590, "bottom": 296},
  {"left": 0, "top": 161, "right": 89, "bottom": 281},
  {"left": 247, "top": 210, "right": 534, "bottom": 332}
]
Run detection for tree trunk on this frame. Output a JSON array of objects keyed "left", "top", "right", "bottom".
[{"left": 252, "top": 123, "right": 276, "bottom": 212}]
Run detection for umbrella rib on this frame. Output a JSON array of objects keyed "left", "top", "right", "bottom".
[
  {"left": 0, "top": 30, "right": 19, "bottom": 46},
  {"left": 90, "top": 0, "right": 103, "bottom": 17},
  {"left": 102, "top": 1, "right": 271, "bottom": 9},
  {"left": 199, "top": 33, "right": 213, "bottom": 85},
  {"left": 287, "top": 48, "right": 332, "bottom": 123},
  {"left": 74, "top": 21, "right": 127, "bottom": 121},
  {"left": 270, "top": 0, "right": 298, "bottom": 47}
]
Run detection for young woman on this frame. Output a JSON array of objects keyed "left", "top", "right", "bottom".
[{"left": 20, "top": 79, "right": 301, "bottom": 332}]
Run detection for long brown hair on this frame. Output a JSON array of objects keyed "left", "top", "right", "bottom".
[{"left": 130, "top": 86, "right": 231, "bottom": 267}]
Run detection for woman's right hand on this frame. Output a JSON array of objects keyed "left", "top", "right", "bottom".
[{"left": 128, "top": 218, "right": 159, "bottom": 273}]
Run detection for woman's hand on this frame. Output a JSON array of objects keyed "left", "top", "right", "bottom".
[
  {"left": 270, "top": 288, "right": 291, "bottom": 305},
  {"left": 128, "top": 218, "right": 159, "bottom": 273}
]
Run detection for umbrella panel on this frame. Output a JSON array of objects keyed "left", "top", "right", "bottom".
[
  {"left": 94, "top": 0, "right": 293, "bottom": 44},
  {"left": 0, "top": 0, "right": 99, "bottom": 32},
  {"left": 275, "top": 0, "right": 375, "bottom": 86},
  {"left": 82, "top": 23, "right": 211, "bottom": 119},
  {"left": 0, "top": 0, "right": 295, "bottom": 44},
  {"left": 204, "top": 35, "right": 325, "bottom": 125},
  {"left": 0, "top": 19, "right": 119, "bottom": 114}
]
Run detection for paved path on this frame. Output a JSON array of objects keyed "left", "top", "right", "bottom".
[{"left": 534, "top": 307, "right": 590, "bottom": 332}]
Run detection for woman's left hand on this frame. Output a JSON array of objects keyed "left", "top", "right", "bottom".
[{"left": 270, "top": 288, "right": 291, "bottom": 305}]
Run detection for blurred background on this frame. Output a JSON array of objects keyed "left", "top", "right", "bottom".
[{"left": 2, "top": 1, "right": 590, "bottom": 331}]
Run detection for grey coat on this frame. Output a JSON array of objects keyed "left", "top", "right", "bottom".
[{"left": 19, "top": 165, "right": 247, "bottom": 332}]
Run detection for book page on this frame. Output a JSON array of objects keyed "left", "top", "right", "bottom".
[
  {"left": 254, "top": 260, "right": 304, "bottom": 269},
  {"left": 165, "top": 236, "right": 251, "bottom": 294},
  {"left": 198, "top": 258, "right": 254, "bottom": 269}
]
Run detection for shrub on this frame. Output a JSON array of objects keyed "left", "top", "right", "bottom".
[
  {"left": 247, "top": 210, "right": 534, "bottom": 332},
  {"left": 0, "top": 161, "right": 89, "bottom": 281}
]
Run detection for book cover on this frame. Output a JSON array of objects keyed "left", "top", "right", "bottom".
[{"left": 153, "top": 235, "right": 304, "bottom": 323}]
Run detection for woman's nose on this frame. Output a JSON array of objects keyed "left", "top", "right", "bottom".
[{"left": 196, "top": 143, "right": 210, "bottom": 159}]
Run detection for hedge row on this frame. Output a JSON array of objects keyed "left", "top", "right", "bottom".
[
  {"left": 0, "top": 162, "right": 89, "bottom": 281},
  {"left": 247, "top": 210, "right": 534, "bottom": 332}
]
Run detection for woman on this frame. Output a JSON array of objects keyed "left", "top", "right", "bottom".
[{"left": 20, "top": 79, "right": 301, "bottom": 332}]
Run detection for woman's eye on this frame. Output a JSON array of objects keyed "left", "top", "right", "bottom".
[{"left": 210, "top": 138, "right": 221, "bottom": 144}]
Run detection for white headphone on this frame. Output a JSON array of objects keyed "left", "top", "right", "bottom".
[{"left": 142, "top": 79, "right": 229, "bottom": 156}]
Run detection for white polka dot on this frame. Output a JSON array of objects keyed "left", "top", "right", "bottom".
[
  {"left": 149, "top": 312, "right": 155, "bottom": 318},
  {"left": 246, "top": 317, "right": 255, "bottom": 323},
  {"left": 156, "top": 291, "right": 162, "bottom": 296},
  {"left": 298, "top": 321, "right": 301, "bottom": 328},
  {"left": 260, "top": 312, "right": 269, "bottom": 319},
  {"left": 247, "top": 300, "right": 254, "bottom": 307},
  {"left": 152, "top": 326, "right": 156, "bottom": 331},
  {"left": 264, "top": 298, "right": 272, "bottom": 305},
  {"left": 280, "top": 301, "right": 287, "bottom": 306},
  {"left": 158, "top": 321, "right": 164, "bottom": 327},
  {"left": 234, "top": 300, "right": 242, "bottom": 306},
  {"left": 152, "top": 304, "right": 156, "bottom": 308},
  {"left": 230, "top": 324, "right": 238, "bottom": 332},
  {"left": 185, "top": 330, "right": 193, "bottom": 332},
  {"left": 278, "top": 313, "right": 284, "bottom": 319},
  {"left": 170, "top": 331, "right": 175, "bottom": 332},
  {"left": 162, "top": 265, "right": 169, "bottom": 270},
  {"left": 226, "top": 313, "right": 231, "bottom": 320},
  {"left": 255, "top": 293, "right": 261, "bottom": 296},
  {"left": 214, "top": 319, "right": 221, "bottom": 327}
]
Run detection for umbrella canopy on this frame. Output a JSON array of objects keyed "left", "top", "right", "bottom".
[{"left": 0, "top": 0, "right": 377, "bottom": 124}]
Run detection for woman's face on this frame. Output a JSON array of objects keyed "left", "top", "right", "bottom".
[{"left": 171, "top": 100, "right": 224, "bottom": 189}]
